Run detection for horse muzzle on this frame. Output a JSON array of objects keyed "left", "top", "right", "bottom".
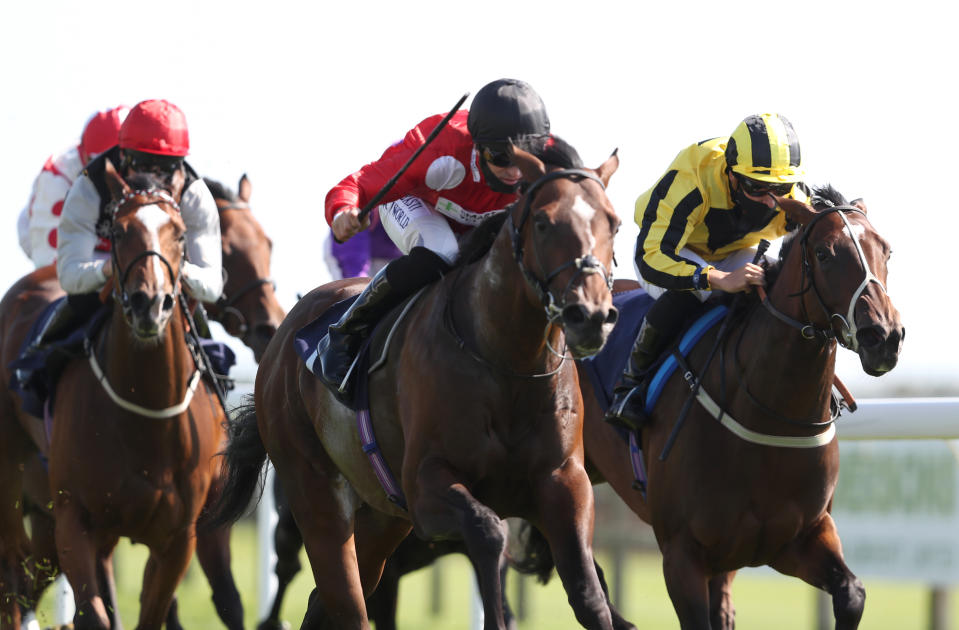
[
  {"left": 856, "top": 323, "right": 905, "bottom": 376},
  {"left": 561, "top": 303, "right": 618, "bottom": 359},
  {"left": 125, "top": 290, "right": 176, "bottom": 339}
]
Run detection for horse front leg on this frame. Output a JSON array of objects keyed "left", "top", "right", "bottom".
[
  {"left": 137, "top": 530, "right": 195, "bottom": 630},
  {"left": 770, "top": 514, "right": 865, "bottom": 630},
  {"left": 708, "top": 571, "right": 736, "bottom": 630},
  {"left": 53, "top": 501, "right": 111, "bottom": 630},
  {"left": 660, "top": 536, "right": 712, "bottom": 629},
  {"left": 194, "top": 521, "right": 244, "bottom": 630},
  {"left": 533, "top": 461, "right": 614, "bottom": 630},
  {"left": 411, "top": 461, "right": 508, "bottom": 630}
]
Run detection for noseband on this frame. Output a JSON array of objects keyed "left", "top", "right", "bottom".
[
  {"left": 508, "top": 168, "right": 614, "bottom": 323},
  {"left": 107, "top": 188, "right": 184, "bottom": 313},
  {"left": 763, "top": 205, "right": 887, "bottom": 350}
]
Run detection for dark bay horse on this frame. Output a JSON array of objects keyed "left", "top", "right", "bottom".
[
  {"left": 0, "top": 173, "right": 283, "bottom": 629},
  {"left": 214, "top": 146, "right": 623, "bottom": 629},
  {"left": 40, "top": 164, "right": 224, "bottom": 629},
  {"left": 579, "top": 187, "right": 904, "bottom": 629}
]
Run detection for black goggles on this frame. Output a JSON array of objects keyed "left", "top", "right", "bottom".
[
  {"left": 123, "top": 150, "right": 183, "bottom": 176},
  {"left": 482, "top": 146, "right": 512, "bottom": 168},
  {"left": 739, "top": 176, "right": 793, "bottom": 197}
]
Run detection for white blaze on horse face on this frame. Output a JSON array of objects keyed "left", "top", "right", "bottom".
[
  {"left": 571, "top": 194, "right": 597, "bottom": 252},
  {"left": 849, "top": 222, "right": 867, "bottom": 242},
  {"left": 135, "top": 204, "right": 174, "bottom": 290}
]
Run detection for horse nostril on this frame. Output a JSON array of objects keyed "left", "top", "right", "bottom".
[
  {"left": 605, "top": 307, "right": 619, "bottom": 325},
  {"left": 562, "top": 304, "right": 588, "bottom": 325},
  {"left": 855, "top": 327, "right": 883, "bottom": 349},
  {"left": 253, "top": 323, "right": 278, "bottom": 341},
  {"left": 128, "top": 291, "right": 151, "bottom": 315},
  {"left": 162, "top": 294, "right": 175, "bottom": 313}
]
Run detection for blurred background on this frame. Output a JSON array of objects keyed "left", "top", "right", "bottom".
[{"left": 4, "top": 0, "right": 957, "bottom": 628}]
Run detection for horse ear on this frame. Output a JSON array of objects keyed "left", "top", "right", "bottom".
[
  {"left": 594, "top": 148, "right": 619, "bottom": 188},
  {"left": 103, "top": 158, "right": 130, "bottom": 200},
  {"left": 508, "top": 144, "right": 546, "bottom": 183},
  {"left": 775, "top": 195, "right": 817, "bottom": 226},
  {"left": 238, "top": 174, "right": 252, "bottom": 203},
  {"left": 850, "top": 198, "right": 868, "bottom": 214}
]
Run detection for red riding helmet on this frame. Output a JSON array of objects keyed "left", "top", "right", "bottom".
[
  {"left": 79, "top": 106, "right": 129, "bottom": 165},
  {"left": 119, "top": 99, "right": 190, "bottom": 157}
]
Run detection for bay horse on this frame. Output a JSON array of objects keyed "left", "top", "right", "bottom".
[
  {"left": 576, "top": 187, "right": 904, "bottom": 629},
  {"left": 213, "top": 145, "right": 623, "bottom": 630},
  {"left": 204, "top": 175, "right": 286, "bottom": 362},
  {"left": 41, "top": 164, "right": 224, "bottom": 629}
]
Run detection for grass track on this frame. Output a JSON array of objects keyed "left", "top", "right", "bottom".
[{"left": 33, "top": 521, "right": 950, "bottom": 629}]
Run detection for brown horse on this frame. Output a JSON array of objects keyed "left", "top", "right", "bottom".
[
  {"left": 0, "top": 173, "right": 283, "bottom": 629},
  {"left": 578, "top": 187, "right": 904, "bottom": 629},
  {"left": 204, "top": 175, "right": 286, "bottom": 362},
  {"left": 213, "top": 145, "right": 623, "bottom": 630},
  {"left": 41, "top": 164, "right": 224, "bottom": 629}
]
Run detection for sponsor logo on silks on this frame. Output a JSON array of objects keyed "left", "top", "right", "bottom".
[
  {"left": 388, "top": 202, "right": 410, "bottom": 229},
  {"left": 434, "top": 197, "right": 505, "bottom": 227}
]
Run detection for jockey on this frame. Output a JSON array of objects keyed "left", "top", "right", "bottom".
[
  {"left": 606, "top": 113, "right": 808, "bottom": 432},
  {"left": 317, "top": 78, "right": 551, "bottom": 400},
  {"left": 17, "top": 106, "right": 129, "bottom": 268},
  {"left": 32, "top": 99, "right": 223, "bottom": 350}
]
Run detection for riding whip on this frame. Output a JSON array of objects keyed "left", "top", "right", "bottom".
[{"left": 357, "top": 92, "right": 470, "bottom": 222}]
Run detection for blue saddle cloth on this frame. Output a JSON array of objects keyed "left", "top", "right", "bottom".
[{"left": 578, "top": 289, "right": 729, "bottom": 415}]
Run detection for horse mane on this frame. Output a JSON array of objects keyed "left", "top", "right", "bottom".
[
  {"left": 451, "top": 134, "right": 586, "bottom": 270},
  {"left": 203, "top": 177, "right": 237, "bottom": 202}
]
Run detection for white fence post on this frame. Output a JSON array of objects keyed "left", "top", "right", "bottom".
[{"left": 257, "top": 463, "right": 278, "bottom": 622}]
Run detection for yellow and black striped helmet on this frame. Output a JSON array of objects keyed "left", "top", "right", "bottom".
[{"left": 724, "top": 113, "right": 803, "bottom": 183}]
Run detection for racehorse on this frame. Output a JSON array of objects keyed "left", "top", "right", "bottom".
[
  {"left": 204, "top": 175, "right": 285, "bottom": 362},
  {"left": 213, "top": 144, "right": 624, "bottom": 630},
  {"left": 577, "top": 187, "right": 904, "bottom": 629},
  {"left": 39, "top": 163, "right": 223, "bottom": 629},
  {"left": 0, "top": 173, "right": 284, "bottom": 629}
]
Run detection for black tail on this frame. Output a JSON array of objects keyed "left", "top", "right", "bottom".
[
  {"left": 202, "top": 396, "right": 268, "bottom": 531},
  {"left": 505, "top": 519, "right": 554, "bottom": 584}
]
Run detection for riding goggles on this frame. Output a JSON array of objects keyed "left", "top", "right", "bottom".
[
  {"left": 738, "top": 176, "right": 793, "bottom": 197},
  {"left": 482, "top": 146, "right": 512, "bottom": 168}
]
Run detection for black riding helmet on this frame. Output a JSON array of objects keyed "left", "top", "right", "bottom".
[{"left": 467, "top": 78, "right": 550, "bottom": 150}]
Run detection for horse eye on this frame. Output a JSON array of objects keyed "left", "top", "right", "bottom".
[
  {"left": 534, "top": 215, "right": 550, "bottom": 232},
  {"left": 815, "top": 247, "right": 829, "bottom": 263}
]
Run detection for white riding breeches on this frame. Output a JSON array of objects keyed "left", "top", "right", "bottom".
[
  {"left": 636, "top": 247, "right": 762, "bottom": 302},
  {"left": 379, "top": 196, "right": 459, "bottom": 265}
]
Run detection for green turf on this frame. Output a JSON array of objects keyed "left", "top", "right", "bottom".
[{"left": 32, "top": 521, "right": 949, "bottom": 629}]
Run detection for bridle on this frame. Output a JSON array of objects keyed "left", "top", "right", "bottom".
[
  {"left": 759, "top": 205, "right": 887, "bottom": 351},
  {"left": 508, "top": 168, "right": 615, "bottom": 324},
  {"left": 107, "top": 188, "right": 184, "bottom": 317},
  {"left": 212, "top": 198, "right": 275, "bottom": 336}
]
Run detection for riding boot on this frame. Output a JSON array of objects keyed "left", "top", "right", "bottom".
[
  {"left": 605, "top": 289, "right": 701, "bottom": 432},
  {"left": 192, "top": 303, "right": 212, "bottom": 339},
  {"left": 317, "top": 246, "right": 451, "bottom": 403},
  {"left": 24, "top": 299, "right": 78, "bottom": 357}
]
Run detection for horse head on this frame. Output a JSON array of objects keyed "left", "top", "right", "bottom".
[
  {"left": 206, "top": 175, "right": 286, "bottom": 361},
  {"left": 103, "top": 159, "right": 186, "bottom": 340},
  {"left": 776, "top": 189, "right": 904, "bottom": 375},
  {"left": 506, "top": 144, "right": 621, "bottom": 358}
]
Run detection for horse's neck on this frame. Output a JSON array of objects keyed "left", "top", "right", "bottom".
[
  {"left": 735, "top": 275, "right": 837, "bottom": 412},
  {"left": 102, "top": 303, "right": 195, "bottom": 406},
  {"left": 456, "top": 235, "right": 564, "bottom": 372}
]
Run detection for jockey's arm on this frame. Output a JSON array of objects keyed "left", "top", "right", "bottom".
[
  {"left": 180, "top": 179, "right": 224, "bottom": 304},
  {"left": 56, "top": 176, "right": 111, "bottom": 294}
]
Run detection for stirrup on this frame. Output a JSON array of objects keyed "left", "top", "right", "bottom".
[{"left": 605, "top": 387, "right": 647, "bottom": 433}]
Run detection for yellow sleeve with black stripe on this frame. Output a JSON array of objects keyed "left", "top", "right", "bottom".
[{"left": 633, "top": 161, "right": 711, "bottom": 291}]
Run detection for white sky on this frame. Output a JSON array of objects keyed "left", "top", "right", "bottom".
[{"left": 1, "top": 0, "right": 954, "bottom": 396}]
